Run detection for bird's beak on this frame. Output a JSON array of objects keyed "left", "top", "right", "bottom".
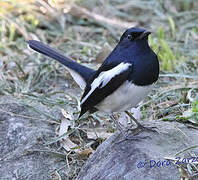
[{"left": 139, "top": 30, "right": 152, "bottom": 39}]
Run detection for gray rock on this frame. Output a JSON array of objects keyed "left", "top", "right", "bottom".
[
  {"left": 1, "top": 99, "right": 198, "bottom": 180},
  {"left": 0, "top": 102, "right": 65, "bottom": 180},
  {"left": 78, "top": 121, "right": 198, "bottom": 180}
]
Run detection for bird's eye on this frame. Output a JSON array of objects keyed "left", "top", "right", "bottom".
[{"left": 127, "top": 34, "right": 132, "bottom": 40}]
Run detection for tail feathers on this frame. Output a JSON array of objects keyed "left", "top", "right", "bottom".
[{"left": 27, "top": 40, "right": 95, "bottom": 89}]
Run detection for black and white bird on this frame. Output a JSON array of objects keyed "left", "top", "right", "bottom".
[{"left": 27, "top": 27, "right": 159, "bottom": 139}]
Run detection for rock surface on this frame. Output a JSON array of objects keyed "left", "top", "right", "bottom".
[
  {"left": 78, "top": 121, "right": 198, "bottom": 180},
  {"left": 0, "top": 101, "right": 65, "bottom": 180},
  {"left": 1, "top": 100, "right": 198, "bottom": 180}
]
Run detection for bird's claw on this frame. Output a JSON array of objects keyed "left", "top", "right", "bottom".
[
  {"left": 126, "top": 123, "right": 158, "bottom": 134},
  {"left": 116, "top": 133, "right": 151, "bottom": 144},
  {"left": 136, "top": 124, "right": 159, "bottom": 134}
]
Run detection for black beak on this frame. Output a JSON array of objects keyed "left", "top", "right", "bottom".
[{"left": 139, "top": 30, "right": 152, "bottom": 39}]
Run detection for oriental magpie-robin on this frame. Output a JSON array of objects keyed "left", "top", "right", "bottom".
[{"left": 27, "top": 27, "right": 159, "bottom": 140}]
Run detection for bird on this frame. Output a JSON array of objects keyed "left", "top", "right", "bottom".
[{"left": 27, "top": 27, "right": 159, "bottom": 140}]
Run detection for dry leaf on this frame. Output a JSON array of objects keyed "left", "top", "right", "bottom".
[
  {"left": 52, "top": 171, "right": 62, "bottom": 180},
  {"left": 61, "top": 138, "right": 78, "bottom": 152},
  {"left": 59, "top": 109, "right": 78, "bottom": 152},
  {"left": 59, "top": 119, "right": 71, "bottom": 137},
  {"left": 61, "top": 109, "right": 73, "bottom": 120},
  {"left": 77, "top": 148, "right": 93, "bottom": 156},
  {"left": 87, "top": 128, "right": 112, "bottom": 140},
  {"left": 130, "top": 107, "right": 141, "bottom": 120}
]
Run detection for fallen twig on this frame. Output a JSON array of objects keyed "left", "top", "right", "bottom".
[{"left": 68, "top": 4, "right": 137, "bottom": 29}]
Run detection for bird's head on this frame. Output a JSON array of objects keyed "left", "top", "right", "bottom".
[{"left": 119, "top": 27, "right": 151, "bottom": 43}]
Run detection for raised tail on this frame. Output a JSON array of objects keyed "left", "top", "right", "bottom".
[{"left": 27, "top": 40, "right": 95, "bottom": 89}]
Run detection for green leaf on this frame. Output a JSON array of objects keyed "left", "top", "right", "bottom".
[
  {"left": 9, "top": 23, "right": 15, "bottom": 41},
  {"left": 157, "top": 27, "right": 164, "bottom": 39},
  {"left": 192, "top": 100, "right": 198, "bottom": 113},
  {"left": 168, "top": 16, "right": 175, "bottom": 36}
]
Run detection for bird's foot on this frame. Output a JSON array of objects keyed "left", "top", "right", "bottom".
[
  {"left": 124, "top": 111, "right": 158, "bottom": 134},
  {"left": 110, "top": 114, "right": 155, "bottom": 143},
  {"left": 115, "top": 123, "right": 158, "bottom": 144},
  {"left": 134, "top": 124, "right": 158, "bottom": 134},
  {"left": 116, "top": 130, "right": 150, "bottom": 144}
]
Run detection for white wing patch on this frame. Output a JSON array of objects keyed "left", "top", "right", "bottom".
[{"left": 81, "top": 62, "right": 131, "bottom": 105}]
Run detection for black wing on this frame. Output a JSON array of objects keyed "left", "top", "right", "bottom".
[{"left": 79, "top": 61, "right": 133, "bottom": 117}]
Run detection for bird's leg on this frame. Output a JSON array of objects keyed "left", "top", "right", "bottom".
[
  {"left": 110, "top": 114, "right": 145, "bottom": 141},
  {"left": 125, "top": 111, "right": 158, "bottom": 133},
  {"left": 110, "top": 114, "right": 127, "bottom": 137}
]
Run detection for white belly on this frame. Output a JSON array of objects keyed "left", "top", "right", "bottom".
[{"left": 96, "top": 81, "right": 153, "bottom": 113}]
